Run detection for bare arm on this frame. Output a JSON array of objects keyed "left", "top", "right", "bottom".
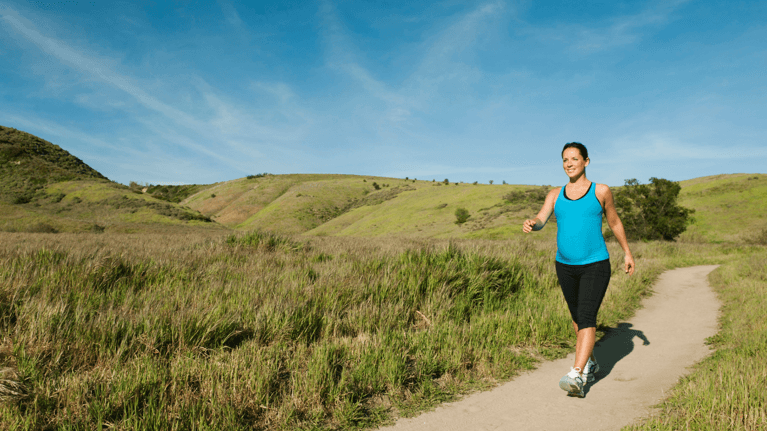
[
  {"left": 522, "top": 188, "right": 559, "bottom": 233},
  {"left": 599, "top": 184, "right": 635, "bottom": 275}
]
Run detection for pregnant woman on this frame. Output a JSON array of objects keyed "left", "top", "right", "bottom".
[{"left": 522, "top": 142, "right": 635, "bottom": 397}]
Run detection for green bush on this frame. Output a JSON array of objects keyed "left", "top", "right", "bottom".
[
  {"left": 503, "top": 186, "right": 550, "bottom": 206},
  {"left": 454, "top": 207, "right": 470, "bottom": 225},
  {"left": 12, "top": 194, "right": 32, "bottom": 204},
  {"left": 612, "top": 178, "right": 695, "bottom": 241}
]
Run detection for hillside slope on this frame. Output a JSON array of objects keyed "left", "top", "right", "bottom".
[
  {"left": 186, "top": 173, "right": 765, "bottom": 242},
  {"left": 0, "top": 125, "right": 107, "bottom": 204},
  {"left": 182, "top": 174, "right": 554, "bottom": 239},
  {"left": 3, "top": 124, "right": 762, "bottom": 240},
  {"left": 0, "top": 126, "right": 221, "bottom": 233},
  {"left": 677, "top": 173, "right": 766, "bottom": 243}
]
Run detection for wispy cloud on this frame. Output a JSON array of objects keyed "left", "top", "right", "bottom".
[
  {"left": 319, "top": 0, "right": 507, "bottom": 124},
  {"left": 218, "top": 0, "right": 243, "bottom": 28},
  {"left": 318, "top": 0, "right": 408, "bottom": 108},
  {"left": 0, "top": 3, "right": 311, "bottom": 180},
  {"left": 530, "top": 0, "right": 692, "bottom": 54},
  {"left": 1, "top": 6, "right": 198, "bottom": 127}
]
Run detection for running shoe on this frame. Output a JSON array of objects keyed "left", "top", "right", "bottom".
[
  {"left": 559, "top": 367, "right": 585, "bottom": 397},
  {"left": 583, "top": 357, "right": 600, "bottom": 383}
]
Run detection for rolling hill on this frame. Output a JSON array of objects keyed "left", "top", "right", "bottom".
[
  {"left": 181, "top": 172, "right": 765, "bottom": 243},
  {"left": 0, "top": 126, "right": 222, "bottom": 233},
  {"left": 2, "top": 125, "right": 764, "bottom": 241},
  {"left": 677, "top": 173, "right": 767, "bottom": 243}
]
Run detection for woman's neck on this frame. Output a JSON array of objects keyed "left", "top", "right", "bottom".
[{"left": 568, "top": 173, "right": 590, "bottom": 185}]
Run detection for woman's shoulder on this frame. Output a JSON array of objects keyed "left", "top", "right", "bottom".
[
  {"left": 594, "top": 183, "right": 614, "bottom": 205},
  {"left": 594, "top": 183, "right": 611, "bottom": 195}
]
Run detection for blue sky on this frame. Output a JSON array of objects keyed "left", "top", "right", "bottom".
[{"left": 1, "top": 1, "right": 765, "bottom": 186}]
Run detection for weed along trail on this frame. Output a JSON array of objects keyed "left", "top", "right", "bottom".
[{"left": 379, "top": 265, "right": 721, "bottom": 431}]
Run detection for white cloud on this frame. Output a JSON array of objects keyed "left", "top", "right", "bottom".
[{"left": 218, "top": 0, "right": 243, "bottom": 28}]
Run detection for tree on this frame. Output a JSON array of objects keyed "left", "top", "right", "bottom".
[
  {"left": 612, "top": 177, "right": 694, "bottom": 241},
  {"left": 455, "top": 207, "right": 470, "bottom": 225}
]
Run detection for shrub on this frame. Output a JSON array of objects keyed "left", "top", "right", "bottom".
[
  {"left": 503, "top": 186, "right": 549, "bottom": 206},
  {"left": 12, "top": 194, "right": 32, "bottom": 204},
  {"left": 443, "top": 179, "right": 449, "bottom": 185},
  {"left": 612, "top": 178, "right": 695, "bottom": 241},
  {"left": 49, "top": 192, "right": 66, "bottom": 203},
  {"left": 372, "top": 182, "right": 380, "bottom": 190},
  {"left": 455, "top": 207, "right": 470, "bottom": 225}
]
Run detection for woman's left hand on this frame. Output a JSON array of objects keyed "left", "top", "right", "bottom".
[{"left": 624, "top": 254, "right": 635, "bottom": 275}]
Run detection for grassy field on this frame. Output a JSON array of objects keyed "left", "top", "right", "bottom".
[{"left": 0, "top": 230, "right": 762, "bottom": 430}]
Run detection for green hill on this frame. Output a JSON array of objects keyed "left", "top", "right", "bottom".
[
  {"left": 3, "top": 125, "right": 764, "bottom": 240},
  {"left": 0, "top": 126, "right": 222, "bottom": 233},
  {"left": 677, "top": 173, "right": 767, "bottom": 243},
  {"left": 181, "top": 174, "right": 555, "bottom": 240},
  {"left": 184, "top": 173, "right": 765, "bottom": 243},
  {"left": 0, "top": 125, "right": 108, "bottom": 204}
]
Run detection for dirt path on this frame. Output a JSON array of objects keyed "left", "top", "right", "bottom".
[{"left": 379, "top": 265, "right": 721, "bottom": 431}]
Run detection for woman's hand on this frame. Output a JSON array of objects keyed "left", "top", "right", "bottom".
[
  {"left": 624, "top": 254, "right": 635, "bottom": 275},
  {"left": 522, "top": 218, "right": 538, "bottom": 233}
]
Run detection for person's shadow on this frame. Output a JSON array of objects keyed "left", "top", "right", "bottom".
[{"left": 583, "top": 323, "right": 649, "bottom": 393}]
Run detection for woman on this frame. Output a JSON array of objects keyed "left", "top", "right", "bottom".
[{"left": 522, "top": 142, "right": 635, "bottom": 398}]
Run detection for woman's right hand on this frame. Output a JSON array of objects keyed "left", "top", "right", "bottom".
[{"left": 522, "top": 218, "right": 538, "bottom": 233}]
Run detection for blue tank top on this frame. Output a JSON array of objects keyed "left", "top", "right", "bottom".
[{"left": 554, "top": 183, "right": 610, "bottom": 265}]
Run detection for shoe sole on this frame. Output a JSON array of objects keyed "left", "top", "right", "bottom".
[{"left": 559, "top": 379, "right": 584, "bottom": 398}]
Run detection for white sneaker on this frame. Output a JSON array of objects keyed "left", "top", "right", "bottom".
[
  {"left": 583, "top": 357, "right": 600, "bottom": 383},
  {"left": 559, "top": 367, "right": 585, "bottom": 397}
]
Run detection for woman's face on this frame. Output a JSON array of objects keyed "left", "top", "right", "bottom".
[{"left": 562, "top": 147, "right": 589, "bottom": 179}]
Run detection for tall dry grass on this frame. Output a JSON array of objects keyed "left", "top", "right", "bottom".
[{"left": 0, "top": 231, "right": 731, "bottom": 430}]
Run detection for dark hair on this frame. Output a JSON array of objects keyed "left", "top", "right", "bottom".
[{"left": 562, "top": 142, "right": 588, "bottom": 160}]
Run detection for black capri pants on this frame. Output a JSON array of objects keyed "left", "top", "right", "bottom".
[{"left": 555, "top": 259, "right": 611, "bottom": 329}]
